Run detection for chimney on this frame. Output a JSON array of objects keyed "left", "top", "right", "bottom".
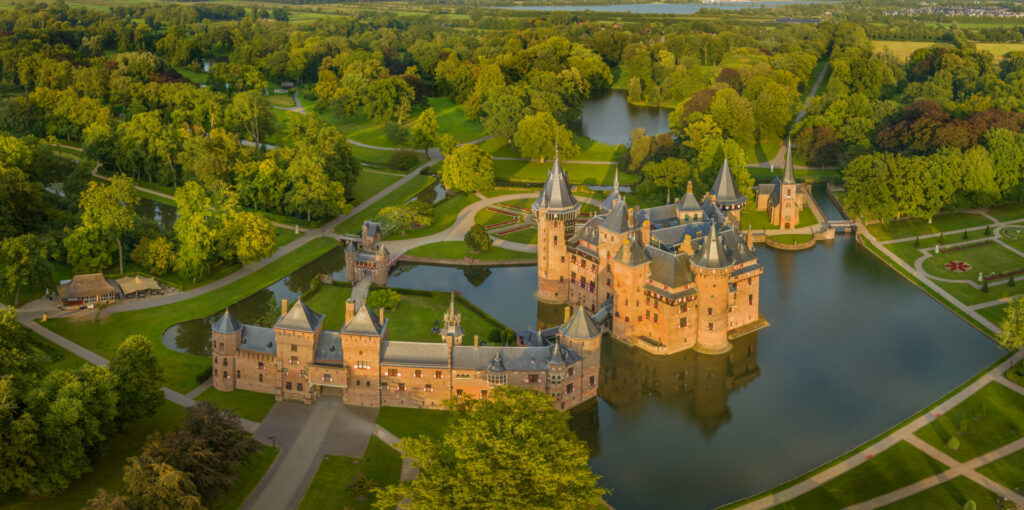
[
  {"left": 687, "top": 181, "right": 693, "bottom": 194},
  {"left": 628, "top": 206, "right": 635, "bottom": 228},
  {"left": 681, "top": 234, "right": 692, "bottom": 254},
  {"left": 641, "top": 219, "right": 651, "bottom": 245},
  {"left": 564, "top": 306, "right": 571, "bottom": 323},
  {"left": 746, "top": 227, "right": 754, "bottom": 250},
  {"left": 473, "top": 335, "right": 480, "bottom": 348},
  {"left": 281, "top": 299, "right": 288, "bottom": 317},
  {"left": 344, "top": 298, "right": 355, "bottom": 323},
  {"left": 378, "top": 307, "right": 385, "bottom": 324}
]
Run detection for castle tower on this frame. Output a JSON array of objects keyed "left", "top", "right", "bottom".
[
  {"left": 340, "top": 303, "right": 387, "bottom": 407},
  {"left": 690, "top": 224, "right": 734, "bottom": 354},
  {"left": 709, "top": 159, "right": 746, "bottom": 227},
  {"left": 559, "top": 304, "right": 602, "bottom": 401},
  {"left": 212, "top": 309, "right": 242, "bottom": 392},
  {"left": 777, "top": 139, "right": 801, "bottom": 229},
  {"left": 533, "top": 151, "right": 581, "bottom": 303},
  {"left": 274, "top": 298, "right": 325, "bottom": 403},
  {"left": 441, "top": 292, "right": 463, "bottom": 347}
]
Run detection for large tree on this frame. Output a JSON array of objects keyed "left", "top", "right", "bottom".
[
  {"left": 225, "top": 90, "right": 275, "bottom": 146},
  {"left": 286, "top": 153, "right": 347, "bottom": 222},
  {"left": 374, "top": 386, "right": 606, "bottom": 509},
  {"left": 1000, "top": 296, "right": 1024, "bottom": 351},
  {"left": 108, "top": 335, "right": 164, "bottom": 424},
  {"left": 364, "top": 76, "right": 415, "bottom": 124},
  {"left": 410, "top": 107, "right": 440, "bottom": 154},
  {"left": 78, "top": 174, "right": 139, "bottom": 274},
  {"left": 512, "top": 112, "right": 578, "bottom": 162},
  {"left": 0, "top": 234, "right": 55, "bottom": 306},
  {"left": 441, "top": 144, "right": 494, "bottom": 193},
  {"left": 174, "top": 182, "right": 215, "bottom": 282}
]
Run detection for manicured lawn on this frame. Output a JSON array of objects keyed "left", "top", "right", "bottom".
[
  {"left": 196, "top": 387, "right": 277, "bottom": 422},
  {"left": 210, "top": 445, "right": 279, "bottom": 510},
  {"left": 351, "top": 145, "right": 426, "bottom": 168},
  {"left": 935, "top": 279, "right": 1020, "bottom": 307},
  {"left": 1004, "top": 360, "right": 1024, "bottom": 388},
  {"left": 877, "top": 476, "right": 1001, "bottom": 510},
  {"left": 0, "top": 402, "right": 187, "bottom": 510},
  {"left": 478, "top": 134, "right": 623, "bottom": 162},
  {"left": 173, "top": 65, "right": 207, "bottom": 85},
  {"left": 334, "top": 175, "right": 433, "bottom": 235},
  {"left": 274, "top": 227, "right": 302, "bottom": 249},
  {"left": 978, "top": 303, "right": 1009, "bottom": 328},
  {"left": 298, "top": 436, "right": 402, "bottom": 510},
  {"left": 885, "top": 229, "right": 993, "bottom": 266},
  {"left": 42, "top": 237, "right": 338, "bottom": 393},
  {"left": 404, "top": 241, "right": 536, "bottom": 261},
  {"left": 866, "top": 213, "right": 992, "bottom": 241},
  {"left": 492, "top": 159, "right": 626, "bottom": 186},
  {"left": 376, "top": 407, "right": 453, "bottom": 441},
  {"left": 351, "top": 171, "right": 401, "bottom": 205},
  {"left": 915, "top": 382, "right": 1024, "bottom": 462},
  {"left": 496, "top": 225, "right": 538, "bottom": 244},
  {"left": 266, "top": 93, "right": 296, "bottom": 108},
  {"left": 388, "top": 192, "right": 479, "bottom": 240},
  {"left": 428, "top": 96, "right": 487, "bottom": 143},
  {"left": 921, "top": 243, "right": 1024, "bottom": 282},
  {"left": 772, "top": 441, "right": 947, "bottom": 510},
  {"left": 770, "top": 233, "right": 813, "bottom": 244},
  {"left": 977, "top": 447, "right": 1024, "bottom": 494},
  {"left": 989, "top": 204, "right": 1024, "bottom": 222},
  {"left": 741, "top": 204, "right": 817, "bottom": 230}
]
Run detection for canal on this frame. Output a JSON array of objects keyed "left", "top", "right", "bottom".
[{"left": 164, "top": 235, "right": 1002, "bottom": 508}]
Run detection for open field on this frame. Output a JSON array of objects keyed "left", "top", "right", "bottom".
[
  {"left": 376, "top": 407, "right": 453, "bottom": 441},
  {"left": 878, "top": 476, "right": 1000, "bottom": 509},
  {"left": 872, "top": 40, "right": 1024, "bottom": 61}
]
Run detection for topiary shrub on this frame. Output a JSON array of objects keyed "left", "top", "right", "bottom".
[
  {"left": 985, "top": 225, "right": 992, "bottom": 236},
  {"left": 465, "top": 224, "right": 493, "bottom": 252},
  {"left": 1011, "top": 275, "right": 1016, "bottom": 287},
  {"left": 388, "top": 149, "right": 422, "bottom": 171},
  {"left": 947, "top": 436, "right": 961, "bottom": 451},
  {"left": 963, "top": 230, "right": 969, "bottom": 240},
  {"left": 982, "top": 280, "right": 990, "bottom": 293},
  {"left": 367, "top": 288, "right": 401, "bottom": 310},
  {"left": 963, "top": 499, "right": 976, "bottom": 510}
]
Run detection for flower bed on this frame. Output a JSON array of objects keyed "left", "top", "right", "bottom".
[
  {"left": 498, "top": 203, "right": 531, "bottom": 212},
  {"left": 485, "top": 218, "right": 520, "bottom": 230},
  {"left": 984, "top": 267, "right": 1024, "bottom": 282},
  {"left": 939, "top": 239, "right": 995, "bottom": 253},
  {"left": 495, "top": 224, "right": 534, "bottom": 235},
  {"left": 486, "top": 207, "right": 518, "bottom": 217}
]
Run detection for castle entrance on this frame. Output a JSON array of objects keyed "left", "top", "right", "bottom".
[{"left": 317, "top": 384, "right": 344, "bottom": 399}]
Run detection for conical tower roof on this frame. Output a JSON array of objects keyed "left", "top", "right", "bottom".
[
  {"left": 549, "top": 341, "right": 566, "bottom": 365},
  {"left": 275, "top": 298, "right": 324, "bottom": 332},
  {"left": 677, "top": 181, "right": 702, "bottom": 212},
  {"left": 710, "top": 158, "right": 745, "bottom": 207},
  {"left": 532, "top": 149, "right": 578, "bottom": 211},
  {"left": 601, "top": 199, "right": 630, "bottom": 233},
  {"left": 213, "top": 308, "right": 241, "bottom": 334},
  {"left": 783, "top": 138, "right": 796, "bottom": 185},
  {"left": 691, "top": 223, "right": 733, "bottom": 269},
  {"left": 559, "top": 304, "right": 602, "bottom": 340}
]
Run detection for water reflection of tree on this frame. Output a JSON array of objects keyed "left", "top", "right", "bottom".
[
  {"left": 285, "top": 246, "right": 345, "bottom": 292},
  {"left": 598, "top": 333, "right": 760, "bottom": 439},
  {"left": 462, "top": 267, "right": 491, "bottom": 287},
  {"left": 569, "top": 398, "right": 601, "bottom": 457},
  {"left": 172, "top": 317, "right": 216, "bottom": 356},
  {"left": 389, "top": 263, "right": 415, "bottom": 278}
]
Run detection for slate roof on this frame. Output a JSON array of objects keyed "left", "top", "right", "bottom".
[
  {"left": 341, "top": 304, "right": 386, "bottom": 337},
  {"left": 647, "top": 248, "right": 695, "bottom": 288},
  {"left": 638, "top": 204, "right": 679, "bottom": 228},
  {"left": 213, "top": 309, "right": 241, "bottom": 334},
  {"left": 451, "top": 344, "right": 580, "bottom": 371},
  {"left": 721, "top": 227, "right": 757, "bottom": 264},
  {"left": 314, "top": 331, "right": 343, "bottom": 363},
  {"left": 615, "top": 232, "right": 649, "bottom": 266},
  {"left": 238, "top": 325, "right": 276, "bottom": 354},
  {"left": 380, "top": 341, "right": 449, "bottom": 367},
  {"left": 488, "top": 352, "right": 506, "bottom": 372},
  {"left": 691, "top": 224, "right": 733, "bottom": 269},
  {"left": 559, "top": 304, "right": 601, "bottom": 340},
  {"left": 710, "top": 159, "right": 746, "bottom": 206},
  {"left": 532, "top": 156, "right": 578, "bottom": 211},
  {"left": 677, "top": 181, "right": 703, "bottom": 213},
  {"left": 783, "top": 139, "right": 796, "bottom": 185},
  {"left": 600, "top": 200, "right": 630, "bottom": 234},
  {"left": 275, "top": 298, "right": 325, "bottom": 332}
]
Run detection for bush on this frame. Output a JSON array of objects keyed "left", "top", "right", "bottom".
[
  {"left": 384, "top": 123, "right": 409, "bottom": 145},
  {"left": 947, "top": 436, "right": 961, "bottom": 450},
  {"left": 1011, "top": 275, "right": 1016, "bottom": 287},
  {"left": 388, "top": 149, "right": 422, "bottom": 171},
  {"left": 367, "top": 288, "right": 401, "bottom": 310},
  {"left": 349, "top": 472, "right": 377, "bottom": 501},
  {"left": 985, "top": 225, "right": 992, "bottom": 236},
  {"left": 130, "top": 236, "right": 176, "bottom": 275},
  {"left": 964, "top": 499, "right": 976, "bottom": 510},
  {"left": 982, "top": 280, "right": 989, "bottom": 293},
  {"left": 464, "top": 224, "right": 492, "bottom": 252},
  {"left": 963, "top": 230, "right": 969, "bottom": 240}
]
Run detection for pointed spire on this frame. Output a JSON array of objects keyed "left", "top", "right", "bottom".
[
  {"left": 443, "top": 291, "right": 463, "bottom": 338},
  {"left": 783, "top": 138, "right": 796, "bottom": 185},
  {"left": 549, "top": 339, "right": 566, "bottom": 365},
  {"left": 560, "top": 303, "right": 601, "bottom": 340},
  {"left": 532, "top": 138, "right": 578, "bottom": 211},
  {"left": 710, "top": 158, "right": 745, "bottom": 207},
  {"left": 692, "top": 222, "right": 733, "bottom": 269},
  {"left": 213, "top": 308, "right": 241, "bottom": 333},
  {"left": 613, "top": 168, "right": 620, "bottom": 193}
]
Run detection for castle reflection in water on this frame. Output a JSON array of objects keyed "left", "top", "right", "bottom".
[{"left": 539, "top": 303, "right": 760, "bottom": 443}]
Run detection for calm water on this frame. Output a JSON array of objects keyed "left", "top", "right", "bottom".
[
  {"left": 575, "top": 89, "right": 671, "bottom": 147},
  {"left": 136, "top": 198, "right": 177, "bottom": 230},
  {"left": 503, "top": 1, "right": 821, "bottom": 15},
  {"left": 166, "top": 238, "right": 1002, "bottom": 508}
]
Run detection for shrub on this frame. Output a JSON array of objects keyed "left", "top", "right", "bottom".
[
  {"left": 985, "top": 225, "right": 992, "bottom": 236},
  {"left": 349, "top": 472, "right": 377, "bottom": 501},
  {"left": 367, "top": 288, "right": 401, "bottom": 310},
  {"left": 384, "top": 123, "right": 409, "bottom": 145},
  {"left": 130, "top": 236, "right": 176, "bottom": 275},
  {"left": 939, "top": 233, "right": 946, "bottom": 243},
  {"left": 982, "top": 280, "right": 989, "bottom": 293},
  {"left": 388, "top": 149, "right": 422, "bottom": 171},
  {"left": 464, "top": 224, "right": 492, "bottom": 252},
  {"left": 947, "top": 436, "right": 961, "bottom": 450},
  {"left": 378, "top": 201, "right": 434, "bottom": 234},
  {"left": 1012, "top": 275, "right": 1016, "bottom": 287},
  {"left": 963, "top": 230, "right": 969, "bottom": 240},
  {"left": 914, "top": 236, "right": 920, "bottom": 247},
  {"left": 964, "top": 499, "right": 976, "bottom": 510}
]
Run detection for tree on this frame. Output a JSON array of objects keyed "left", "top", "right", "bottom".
[
  {"left": 63, "top": 226, "right": 115, "bottom": 274},
  {"left": 999, "top": 296, "right": 1024, "bottom": 350},
  {"left": 225, "top": 90, "right": 275, "bottom": 146},
  {"left": 709, "top": 88, "right": 754, "bottom": 146},
  {"left": 0, "top": 234, "right": 55, "bottom": 306},
  {"left": 109, "top": 335, "right": 164, "bottom": 424},
  {"left": 464, "top": 224, "right": 492, "bottom": 252},
  {"left": 374, "top": 386, "right": 606, "bottom": 509},
  {"left": 0, "top": 308, "right": 46, "bottom": 391},
  {"left": 364, "top": 76, "right": 415, "bottom": 124},
  {"left": 750, "top": 82, "right": 799, "bottom": 141},
  {"left": 410, "top": 108, "right": 440, "bottom": 154},
  {"left": 286, "top": 114, "right": 362, "bottom": 195},
  {"left": 367, "top": 289, "right": 401, "bottom": 310},
  {"left": 378, "top": 201, "right": 433, "bottom": 234},
  {"left": 130, "top": 237, "right": 176, "bottom": 275},
  {"left": 442, "top": 145, "right": 494, "bottom": 193},
  {"left": 286, "top": 153, "right": 347, "bottom": 222},
  {"left": 223, "top": 211, "right": 276, "bottom": 264},
  {"left": 116, "top": 456, "right": 202, "bottom": 510},
  {"left": 482, "top": 87, "right": 527, "bottom": 143},
  {"left": 513, "top": 112, "right": 578, "bottom": 162},
  {"left": 79, "top": 174, "right": 139, "bottom": 274},
  {"left": 174, "top": 182, "right": 215, "bottom": 282},
  {"left": 641, "top": 158, "right": 696, "bottom": 202}
]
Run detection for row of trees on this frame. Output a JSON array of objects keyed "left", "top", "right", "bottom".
[{"left": 0, "top": 320, "right": 165, "bottom": 497}]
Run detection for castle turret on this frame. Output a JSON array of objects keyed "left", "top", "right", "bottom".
[
  {"left": 212, "top": 308, "right": 242, "bottom": 392},
  {"left": 533, "top": 150, "right": 581, "bottom": 303},
  {"left": 600, "top": 169, "right": 622, "bottom": 212},
  {"left": 690, "top": 224, "right": 734, "bottom": 354},
  {"left": 710, "top": 159, "right": 746, "bottom": 226},
  {"left": 341, "top": 303, "right": 387, "bottom": 407},
  {"left": 441, "top": 292, "right": 463, "bottom": 347},
  {"left": 559, "top": 304, "right": 602, "bottom": 401}
]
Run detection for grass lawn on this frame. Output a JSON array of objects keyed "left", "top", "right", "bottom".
[
  {"left": 298, "top": 436, "right": 402, "bottom": 510},
  {"left": 877, "top": 476, "right": 1001, "bottom": 510},
  {"left": 266, "top": 93, "right": 296, "bottom": 108},
  {"left": 866, "top": 213, "right": 992, "bottom": 242},
  {"left": 934, "top": 279, "right": 1021, "bottom": 307},
  {"left": 920, "top": 242, "right": 1024, "bottom": 282},
  {"left": 210, "top": 445, "right": 279, "bottom": 510},
  {"left": 428, "top": 96, "right": 487, "bottom": 144},
  {"left": 872, "top": 40, "right": 952, "bottom": 61},
  {"left": 196, "top": 386, "right": 277, "bottom": 422},
  {"left": 351, "top": 171, "right": 401, "bottom": 206},
  {"left": 478, "top": 134, "right": 623, "bottom": 162},
  {"left": 492, "top": 159, "right": 626, "bottom": 186},
  {"left": 334, "top": 175, "right": 433, "bottom": 235},
  {"left": 173, "top": 65, "right": 207, "bottom": 85},
  {"left": 747, "top": 167, "right": 840, "bottom": 182},
  {"left": 388, "top": 193, "right": 479, "bottom": 240},
  {"left": 376, "top": 407, "right": 453, "bottom": 441},
  {"left": 977, "top": 447, "right": 1024, "bottom": 495},
  {"left": 770, "top": 233, "right": 813, "bottom": 244},
  {"left": 741, "top": 204, "right": 817, "bottom": 230},
  {"left": 274, "top": 227, "right": 302, "bottom": 249},
  {"left": 914, "top": 382, "right": 1024, "bottom": 463},
  {"left": 988, "top": 204, "right": 1024, "bottom": 223},
  {"left": 885, "top": 229, "right": 992, "bottom": 265},
  {"left": 978, "top": 303, "right": 1008, "bottom": 328},
  {"left": 404, "top": 241, "right": 536, "bottom": 261},
  {"left": 772, "top": 441, "right": 948, "bottom": 510},
  {"left": 304, "top": 284, "right": 512, "bottom": 342},
  {"left": 351, "top": 146, "right": 426, "bottom": 168},
  {"left": 42, "top": 237, "right": 338, "bottom": 393},
  {"left": 0, "top": 402, "right": 187, "bottom": 510},
  {"left": 1004, "top": 360, "right": 1024, "bottom": 388}
]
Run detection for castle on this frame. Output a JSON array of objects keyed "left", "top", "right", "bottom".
[
  {"left": 211, "top": 293, "right": 601, "bottom": 410},
  {"left": 755, "top": 140, "right": 805, "bottom": 229},
  {"left": 341, "top": 221, "right": 390, "bottom": 286},
  {"left": 534, "top": 155, "right": 766, "bottom": 355}
]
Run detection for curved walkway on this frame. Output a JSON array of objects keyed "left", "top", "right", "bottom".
[{"left": 748, "top": 59, "right": 835, "bottom": 170}]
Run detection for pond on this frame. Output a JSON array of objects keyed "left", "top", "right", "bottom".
[
  {"left": 164, "top": 238, "right": 1002, "bottom": 508},
  {"left": 575, "top": 89, "right": 671, "bottom": 147},
  {"left": 502, "top": 1, "right": 826, "bottom": 15},
  {"left": 135, "top": 197, "right": 177, "bottom": 231}
]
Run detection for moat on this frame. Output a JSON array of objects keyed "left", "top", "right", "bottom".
[{"left": 164, "top": 230, "right": 1002, "bottom": 508}]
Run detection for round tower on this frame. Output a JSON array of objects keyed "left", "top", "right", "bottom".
[
  {"left": 211, "top": 309, "right": 242, "bottom": 392},
  {"left": 559, "top": 304, "right": 603, "bottom": 401},
  {"left": 533, "top": 154, "right": 580, "bottom": 303},
  {"left": 689, "top": 225, "right": 733, "bottom": 354}
]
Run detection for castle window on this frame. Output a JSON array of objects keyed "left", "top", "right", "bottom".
[
  {"left": 258, "top": 362, "right": 264, "bottom": 370},
  {"left": 708, "top": 323, "right": 714, "bottom": 331},
  {"left": 425, "top": 384, "right": 433, "bottom": 392},
  {"left": 223, "top": 358, "right": 228, "bottom": 366},
  {"left": 219, "top": 342, "right": 224, "bottom": 351},
  {"left": 487, "top": 373, "right": 507, "bottom": 385},
  {"left": 551, "top": 373, "right": 564, "bottom": 384},
  {"left": 680, "top": 317, "right": 688, "bottom": 327},
  {"left": 568, "top": 367, "right": 575, "bottom": 376},
  {"left": 707, "top": 307, "right": 713, "bottom": 316},
  {"left": 286, "top": 382, "right": 292, "bottom": 390},
  {"left": 381, "top": 382, "right": 389, "bottom": 390},
  {"left": 323, "top": 374, "right": 332, "bottom": 382},
  {"left": 356, "top": 361, "right": 370, "bottom": 370},
  {"left": 654, "top": 314, "right": 659, "bottom": 323},
  {"left": 387, "top": 369, "right": 398, "bottom": 377},
  {"left": 590, "top": 376, "right": 595, "bottom": 386},
  {"left": 236, "top": 370, "right": 241, "bottom": 378},
  {"left": 567, "top": 383, "right": 574, "bottom": 394},
  {"left": 398, "top": 383, "right": 406, "bottom": 391},
  {"left": 290, "top": 356, "right": 298, "bottom": 364},
  {"left": 214, "top": 356, "right": 218, "bottom": 364},
  {"left": 223, "top": 371, "right": 227, "bottom": 378},
  {"left": 748, "top": 295, "right": 754, "bottom": 305},
  {"left": 645, "top": 310, "right": 650, "bottom": 319},
  {"left": 456, "top": 389, "right": 463, "bottom": 395},
  {"left": 291, "top": 344, "right": 297, "bottom": 352},
  {"left": 529, "top": 374, "right": 540, "bottom": 384},
  {"left": 356, "top": 380, "right": 361, "bottom": 386},
  {"left": 259, "top": 374, "right": 263, "bottom": 383},
  {"left": 455, "top": 374, "right": 471, "bottom": 379},
  {"left": 481, "top": 390, "right": 488, "bottom": 398},
  {"left": 554, "top": 236, "right": 558, "bottom": 245},
  {"left": 214, "top": 369, "right": 218, "bottom": 376},
  {"left": 297, "top": 383, "right": 303, "bottom": 391},
  {"left": 435, "top": 370, "right": 442, "bottom": 379},
  {"left": 415, "top": 370, "right": 422, "bottom": 378}
]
